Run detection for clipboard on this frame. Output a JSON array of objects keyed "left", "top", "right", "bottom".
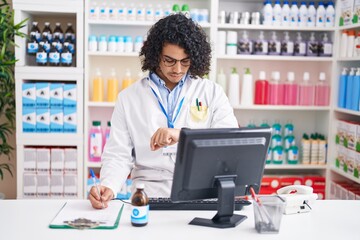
[{"left": 49, "top": 200, "right": 124, "bottom": 230}]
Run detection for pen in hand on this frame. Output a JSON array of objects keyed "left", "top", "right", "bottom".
[{"left": 90, "top": 169, "right": 105, "bottom": 209}]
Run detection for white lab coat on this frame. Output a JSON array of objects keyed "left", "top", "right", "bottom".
[{"left": 100, "top": 74, "right": 238, "bottom": 198}]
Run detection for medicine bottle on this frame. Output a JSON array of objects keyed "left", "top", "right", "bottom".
[{"left": 131, "top": 183, "right": 149, "bottom": 227}]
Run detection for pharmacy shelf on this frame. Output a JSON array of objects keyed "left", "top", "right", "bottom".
[
  {"left": 331, "top": 166, "right": 360, "bottom": 184},
  {"left": 15, "top": 66, "right": 83, "bottom": 80},
  {"left": 336, "top": 57, "right": 360, "bottom": 61},
  {"left": 87, "top": 52, "right": 140, "bottom": 57},
  {"left": 265, "top": 164, "right": 327, "bottom": 170},
  {"left": 334, "top": 108, "right": 360, "bottom": 116},
  {"left": 338, "top": 22, "right": 360, "bottom": 30},
  {"left": 217, "top": 24, "right": 335, "bottom": 32},
  {"left": 216, "top": 55, "right": 333, "bottom": 61},
  {"left": 87, "top": 102, "right": 116, "bottom": 108},
  {"left": 16, "top": 133, "right": 83, "bottom": 146},
  {"left": 234, "top": 105, "right": 330, "bottom": 111},
  {"left": 88, "top": 19, "right": 211, "bottom": 28},
  {"left": 87, "top": 162, "right": 102, "bottom": 168}
]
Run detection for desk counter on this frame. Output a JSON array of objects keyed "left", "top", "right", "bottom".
[{"left": 0, "top": 199, "right": 358, "bottom": 240}]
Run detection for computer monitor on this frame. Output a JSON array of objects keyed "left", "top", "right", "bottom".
[{"left": 170, "top": 127, "right": 272, "bottom": 229}]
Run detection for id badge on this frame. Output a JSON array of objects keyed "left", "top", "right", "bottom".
[{"left": 162, "top": 144, "right": 178, "bottom": 156}]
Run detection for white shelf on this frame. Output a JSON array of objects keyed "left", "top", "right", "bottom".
[
  {"left": 234, "top": 105, "right": 330, "bottom": 111},
  {"left": 336, "top": 57, "right": 360, "bottom": 61},
  {"left": 88, "top": 19, "right": 211, "bottom": 28},
  {"left": 87, "top": 102, "right": 116, "bottom": 107},
  {"left": 338, "top": 23, "right": 360, "bottom": 30},
  {"left": 334, "top": 108, "right": 360, "bottom": 116},
  {"left": 15, "top": 66, "right": 83, "bottom": 75},
  {"left": 265, "top": 164, "right": 327, "bottom": 170},
  {"left": 86, "top": 162, "right": 102, "bottom": 168},
  {"left": 16, "top": 133, "right": 83, "bottom": 146},
  {"left": 331, "top": 166, "right": 360, "bottom": 184},
  {"left": 216, "top": 55, "right": 333, "bottom": 61},
  {"left": 87, "top": 52, "right": 140, "bottom": 57},
  {"left": 217, "top": 24, "right": 335, "bottom": 32}
]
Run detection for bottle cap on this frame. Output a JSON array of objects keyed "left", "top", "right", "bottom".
[
  {"left": 259, "top": 71, "right": 266, "bottom": 80},
  {"left": 303, "top": 72, "right": 310, "bottom": 81},
  {"left": 272, "top": 71, "right": 280, "bottom": 81},
  {"left": 319, "top": 72, "right": 326, "bottom": 81},
  {"left": 172, "top": 4, "right": 180, "bottom": 12},
  {"left": 287, "top": 72, "right": 295, "bottom": 82},
  {"left": 181, "top": 4, "right": 189, "bottom": 11},
  {"left": 136, "top": 183, "right": 145, "bottom": 189},
  {"left": 92, "top": 121, "right": 101, "bottom": 126},
  {"left": 107, "top": 121, "right": 111, "bottom": 127}
]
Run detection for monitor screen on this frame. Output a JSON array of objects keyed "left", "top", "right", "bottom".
[{"left": 170, "top": 127, "right": 272, "bottom": 228}]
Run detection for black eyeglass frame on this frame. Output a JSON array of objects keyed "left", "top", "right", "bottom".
[{"left": 161, "top": 55, "right": 191, "bottom": 67}]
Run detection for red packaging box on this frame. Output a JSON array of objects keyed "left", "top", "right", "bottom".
[{"left": 279, "top": 176, "right": 304, "bottom": 187}]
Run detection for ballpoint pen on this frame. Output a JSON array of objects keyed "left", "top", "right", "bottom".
[{"left": 90, "top": 169, "right": 104, "bottom": 208}]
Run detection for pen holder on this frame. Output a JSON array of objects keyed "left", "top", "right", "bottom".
[{"left": 253, "top": 195, "right": 285, "bottom": 234}]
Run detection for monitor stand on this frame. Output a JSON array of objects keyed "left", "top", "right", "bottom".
[{"left": 189, "top": 175, "right": 247, "bottom": 229}]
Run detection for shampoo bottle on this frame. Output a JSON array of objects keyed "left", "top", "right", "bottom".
[
  {"left": 228, "top": 67, "right": 240, "bottom": 106},
  {"left": 241, "top": 68, "right": 253, "bottom": 106}
]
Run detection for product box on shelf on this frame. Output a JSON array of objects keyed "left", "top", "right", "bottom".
[
  {"left": 259, "top": 176, "right": 281, "bottom": 195},
  {"left": 63, "top": 84, "right": 77, "bottom": 108},
  {"left": 22, "top": 108, "right": 36, "bottom": 132},
  {"left": 36, "top": 173, "right": 51, "bottom": 198},
  {"left": 340, "top": 0, "right": 355, "bottom": 25},
  {"left": 36, "top": 108, "right": 50, "bottom": 132},
  {"left": 50, "top": 148, "right": 65, "bottom": 173},
  {"left": 50, "top": 83, "right": 64, "bottom": 109},
  {"left": 50, "top": 108, "right": 63, "bottom": 132},
  {"left": 23, "top": 148, "right": 36, "bottom": 172},
  {"left": 35, "top": 82, "right": 50, "bottom": 108},
  {"left": 278, "top": 176, "right": 304, "bottom": 187},
  {"left": 344, "top": 120, "right": 358, "bottom": 150},
  {"left": 23, "top": 172, "right": 37, "bottom": 198},
  {"left": 50, "top": 173, "right": 64, "bottom": 198},
  {"left": 357, "top": 124, "right": 360, "bottom": 152},
  {"left": 63, "top": 107, "right": 77, "bottom": 133},
  {"left": 22, "top": 83, "right": 36, "bottom": 107},
  {"left": 64, "top": 172, "right": 78, "bottom": 198}
]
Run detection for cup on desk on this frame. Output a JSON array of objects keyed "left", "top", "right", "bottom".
[{"left": 253, "top": 195, "right": 285, "bottom": 234}]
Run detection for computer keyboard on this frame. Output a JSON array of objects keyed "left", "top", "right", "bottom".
[{"left": 148, "top": 198, "right": 251, "bottom": 211}]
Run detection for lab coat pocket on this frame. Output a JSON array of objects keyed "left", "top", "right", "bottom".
[{"left": 190, "top": 106, "right": 208, "bottom": 123}]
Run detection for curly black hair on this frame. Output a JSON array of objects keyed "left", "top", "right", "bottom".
[{"left": 140, "top": 13, "right": 212, "bottom": 78}]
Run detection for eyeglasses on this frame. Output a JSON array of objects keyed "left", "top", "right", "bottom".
[{"left": 162, "top": 55, "right": 191, "bottom": 67}]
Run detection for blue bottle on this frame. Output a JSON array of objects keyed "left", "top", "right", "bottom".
[
  {"left": 351, "top": 68, "right": 360, "bottom": 111},
  {"left": 345, "top": 68, "right": 355, "bottom": 109},
  {"left": 338, "top": 68, "right": 347, "bottom": 108}
]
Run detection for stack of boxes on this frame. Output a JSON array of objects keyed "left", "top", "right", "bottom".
[
  {"left": 335, "top": 120, "right": 360, "bottom": 179},
  {"left": 23, "top": 147, "right": 78, "bottom": 198},
  {"left": 260, "top": 175, "right": 326, "bottom": 199},
  {"left": 22, "top": 82, "right": 77, "bottom": 133}
]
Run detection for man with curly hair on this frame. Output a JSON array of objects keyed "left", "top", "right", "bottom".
[{"left": 89, "top": 13, "right": 238, "bottom": 209}]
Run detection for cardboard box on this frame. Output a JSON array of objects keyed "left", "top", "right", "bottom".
[
  {"left": 50, "top": 108, "right": 63, "bottom": 132},
  {"left": 50, "top": 83, "right": 63, "bottom": 108},
  {"left": 279, "top": 176, "right": 304, "bottom": 187},
  {"left": 340, "top": 0, "right": 354, "bottom": 25},
  {"left": 50, "top": 173, "right": 64, "bottom": 198},
  {"left": 260, "top": 176, "right": 281, "bottom": 195},
  {"left": 50, "top": 148, "right": 65, "bottom": 173},
  {"left": 64, "top": 173, "right": 78, "bottom": 198},
  {"left": 36, "top": 82, "right": 50, "bottom": 108},
  {"left": 37, "top": 173, "right": 51, "bottom": 198},
  {"left": 23, "top": 148, "right": 36, "bottom": 172},
  {"left": 23, "top": 172, "right": 37, "bottom": 198},
  {"left": 22, "top": 83, "right": 36, "bottom": 107},
  {"left": 36, "top": 148, "right": 50, "bottom": 172},
  {"left": 36, "top": 108, "right": 50, "bottom": 133},
  {"left": 22, "top": 108, "right": 36, "bottom": 132},
  {"left": 63, "top": 108, "right": 77, "bottom": 133},
  {"left": 63, "top": 84, "right": 77, "bottom": 108}
]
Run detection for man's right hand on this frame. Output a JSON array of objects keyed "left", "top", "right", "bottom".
[{"left": 88, "top": 185, "right": 114, "bottom": 209}]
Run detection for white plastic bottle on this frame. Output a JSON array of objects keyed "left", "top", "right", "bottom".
[
  {"left": 269, "top": 31, "right": 281, "bottom": 55},
  {"left": 228, "top": 67, "right": 240, "bottom": 107},
  {"left": 340, "top": 30, "right": 348, "bottom": 58},
  {"left": 298, "top": 1, "right": 308, "bottom": 27},
  {"left": 117, "top": 3, "right": 127, "bottom": 21},
  {"left": 294, "top": 32, "right": 307, "bottom": 56},
  {"left": 316, "top": 1, "right": 326, "bottom": 27},
  {"left": 89, "top": 1, "right": 99, "bottom": 20},
  {"left": 262, "top": 0, "right": 273, "bottom": 26},
  {"left": 254, "top": 31, "right": 268, "bottom": 55},
  {"left": 136, "top": 3, "right": 146, "bottom": 21},
  {"left": 325, "top": 1, "right": 335, "bottom": 27},
  {"left": 289, "top": 1, "right": 299, "bottom": 27},
  {"left": 154, "top": 4, "right": 164, "bottom": 21},
  {"left": 319, "top": 33, "right": 332, "bottom": 57},
  {"left": 127, "top": 3, "right": 136, "bottom": 21},
  {"left": 273, "top": 0, "right": 282, "bottom": 26},
  {"left": 108, "top": 0, "right": 117, "bottom": 20},
  {"left": 146, "top": 4, "right": 154, "bottom": 22},
  {"left": 281, "top": 31, "right": 294, "bottom": 55},
  {"left": 217, "top": 68, "right": 227, "bottom": 94},
  {"left": 307, "top": 1, "right": 316, "bottom": 27},
  {"left": 281, "top": 1, "right": 291, "bottom": 27},
  {"left": 241, "top": 68, "right": 253, "bottom": 106},
  {"left": 347, "top": 30, "right": 355, "bottom": 58},
  {"left": 99, "top": 1, "right": 109, "bottom": 20}
]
